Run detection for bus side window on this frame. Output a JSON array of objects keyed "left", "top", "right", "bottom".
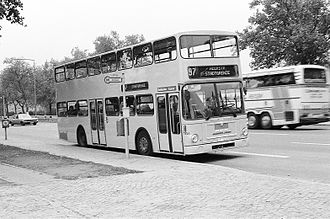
[
  {"left": 133, "top": 43, "right": 153, "bottom": 67},
  {"left": 55, "top": 67, "right": 65, "bottom": 83},
  {"left": 136, "top": 94, "right": 154, "bottom": 115},
  {"left": 117, "top": 48, "right": 133, "bottom": 70},
  {"left": 67, "top": 101, "right": 78, "bottom": 116},
  {"left": 101, "top": 52, "right": 117, "bottom": 73},
  {"left": 75, "top": 60, "right": 87, "bottom": 79},
  {"left": 154, "top": 36, "right": 177, "bottom": 63},
  {"left": 77, "top": 100, "right": 88, "bottom": 116},
  {"left": 57, "top": 102, "right": 67, "bottom": 117},
  {"left": 87, "top": 56, "right": 101, "bottom": 76},
  {"left": 65, "top": 63, "right": 75, "bottom": 80},
  {"left": 105, "top": 97, "right": 119, "bottom": 116}
]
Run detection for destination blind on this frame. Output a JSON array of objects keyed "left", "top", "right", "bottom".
[{"left": 188, "top": 65, "right": 238, "bottom": 79}]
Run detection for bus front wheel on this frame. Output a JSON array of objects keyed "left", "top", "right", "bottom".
[
  {"left": 247, "top": 113, "right": 259, "bottom": 129},
  {"left": 77, "top": 127, "right": 87, "bottom": 146},
  {"left": 136, "top": 131, "right": 153, "bottom": 156},
  {"left": 260, "top": 113, "right": 272, "bottom": 129}
]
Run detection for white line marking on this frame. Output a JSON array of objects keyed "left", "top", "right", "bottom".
[
  {"left": 291, "top": 142, "right": 330, "bottom": 146},
  {"left": 250, "top": 133, "right": 289, "bottom": 136},
  {"left": 228, "top": 151, "right": 289, "bottom": 158}
]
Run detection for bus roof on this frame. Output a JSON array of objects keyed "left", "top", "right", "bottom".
[
  {"left": 54, "top": 30, "right": 237, "bottom": 68},
  {"left": 243, "top": 64, "right": 326, "bottom": 78}
]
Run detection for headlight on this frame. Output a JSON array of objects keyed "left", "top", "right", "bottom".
[{"left": 191, "top": 134, "right": 199, "bottom": 143}]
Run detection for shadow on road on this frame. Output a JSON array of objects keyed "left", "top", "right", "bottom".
[{"left": 84, "top": 144, "right": 242, "bottom": 163}]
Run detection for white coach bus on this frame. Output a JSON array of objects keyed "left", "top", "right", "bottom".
[
  {"left": 54, "top": 30, "right": 248, "bottom": 155},
  {"left": 243, "top": 65, "right": 330, "bottom": 129}
]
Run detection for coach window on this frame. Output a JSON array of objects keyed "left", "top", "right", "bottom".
[
  {"left": 117, "top": 48, "right": 133, "bottom": 70},
  {"left": 136, "top": 94, "right": 154, "bottom": 115},
  {"left": 65, "top": 63, "right": 75, "bottom": 80},
  {"left": 55, "top": 67, "right": 65, "bottom": 83},
  {"left": 75, "top": 60, "right": 87, "bottom": 79},
  {"left": 67, "top": 101, "right": 78, "bottom": 116},
  {"left": 154, "top": 36, "right": 177, "bottom": 63},
  {"left": 101, "top": 52, "right": 117, "bottom": 73},
  {"left": 87, "top": 56, "right": 101, "bottom": 76},
  {"left": 105, "top": 97, "right": 120, "bottom": 116},
  {"left": 57, "top": 102, "right": 67, "bottom": 117},
  {"left": 77, "top": 100, "right": 88, "bottom": 116},
  {"left": 133, "top": 43, "right": 153, "bottom": 67},
  {"left": 119, "top": 95, "right": 135, "bottom": 116}
]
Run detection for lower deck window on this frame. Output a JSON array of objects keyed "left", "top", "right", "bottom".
[{"left": 136, "top": 94, "right": 154, "bottom": 115}]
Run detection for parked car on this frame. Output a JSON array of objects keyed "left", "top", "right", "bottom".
[{"left": 9, "top": 114, "right": 38, "bottom": 126}]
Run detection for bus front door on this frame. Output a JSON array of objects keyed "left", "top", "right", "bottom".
[
  {"left": 156, "top": 93, "right": 183, "bottom": 153},
  {"left": 89, "top": 99, "right": 106, "bottom": 145}
]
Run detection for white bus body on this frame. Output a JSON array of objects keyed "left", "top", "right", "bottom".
[
  {"left": 243, "top": 65, "right": 330, "bottom": 129},
  {"left": 54, "top": 31, "right": 248, "bottom": 155}
]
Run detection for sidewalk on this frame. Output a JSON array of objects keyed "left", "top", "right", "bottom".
[{"left": 0, "top": 126, "right": 330, "bottom": 218}]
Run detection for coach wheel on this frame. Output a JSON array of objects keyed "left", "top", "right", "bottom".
[
  {"left": 136, "top": 130, "right": 153, "bottom": 156},
  {"left": 247, "top": 113, "right": 259, "bottom": 129},
  {"left": 260, "top": 113, "right": 272, "bottom": 129},
  {"left": 77, "top": 127, "right": 87, "bottom": 146},
  {"left": 288, "top": 124, "right": 298, "bottom": 130}
]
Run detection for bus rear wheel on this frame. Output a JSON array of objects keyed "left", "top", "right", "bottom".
[
  {"left": 260, "top": 113, "right": 272, "bottom": 129},
  {"left": 77, "top": 127, "right": 87, "bottom": 146},
  {"left": 247, "top": 113, "right": 259, "bottom": 129},
  {"left": 136, "top": 131, "right": 153, "bottom": 156}
]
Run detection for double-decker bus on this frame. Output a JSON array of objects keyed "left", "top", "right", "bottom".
[
  {"left": 54, "top": 30, "right": 248, "bottom": 155},
  {"left": 243, "top": 65, "right": 330, "bottom": 129}
]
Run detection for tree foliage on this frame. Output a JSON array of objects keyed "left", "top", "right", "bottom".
[
  {"left": 239, "top": 0, "right": 330, "bottom": 69},
  {"left": 93, "top": 30, "right": 145, "bottom": 54},
  {"left": 0, "top": 0, "right": 25, "bottom": 36},
  {"left": 1, "top": 58, "right": 34, "bottom": 113}
]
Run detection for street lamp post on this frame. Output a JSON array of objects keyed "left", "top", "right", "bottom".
[{"left": 11, "top": 58, "right": 36, "bottom": 115}]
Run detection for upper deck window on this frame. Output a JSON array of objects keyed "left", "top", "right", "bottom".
[
  {"left": 133, "top": 43, "right": 153, "bottom": 67},
  {"left": 304, "top": 68, "right": 326, "bottom": 84},
  {"left": 65, "top": 63, "right": 75, "bottom": 80},
  {"left": 101, "top": 52, "right": 117, "bottom": 73},
  {"left": 75, "top": 60, "right": 87, "bottom": 79},
  {"left": 180, "top": 35, "right": 238, "bottom": 58},
  {"left": 87, "top": 56, "right": 101, "bottom": 76},
  {"left": 55, "top": 67, "right": 65, "bottom": 83},
  {"left": 117, "top": 48, "right": 133, "bottom": 70},
  {"left": 154, "top": 37, "right": 177, "bottom": 63}
]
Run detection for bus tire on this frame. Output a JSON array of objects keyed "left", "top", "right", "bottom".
[
  {"left": 77, "top": 126, "right": 87, "bottom": 146},
  {"left": 260, "top": 113, "right": 272, "bottom": 129},
  {"left": 247, "top": 113, "right": 259, "bottom": 129},
  {"left": 136, "top": 130, "right": 153, "bottom": 156}
]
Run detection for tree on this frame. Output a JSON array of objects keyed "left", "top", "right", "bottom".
[
  {"left": 71, "top": 47, "right": 88, "bottom": 60},
  {"left": 0, "top": 0, "right": 25, "bottom": 37},
  {"left": 34, "top": 61, "right": 56, "bottom": 114},
  {"left": 1, "top": 58, "right": 34, "bottom": 113},
  {"left": 93, "top": 30, "right": 145, "bottom": 54},
  {"left": 239, "top": 0, "right": 330, "bottom": 69}
]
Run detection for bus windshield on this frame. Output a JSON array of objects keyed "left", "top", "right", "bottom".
[
  {"left": 180, "top": 35, "right": 238, "bottom": 58},
  {"left": 182, "top": 82, "right": 244, "bottom": 120},
  {"left": 304, "top": 68, "right": 327, "bottom": 83}
]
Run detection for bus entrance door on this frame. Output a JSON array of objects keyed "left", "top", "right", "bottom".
[
  {"left": 156, "top": 93, "right": 183, "bottom": 153},
  {"left": 89, "top": 99, "right": 106, "bottom": 145}
]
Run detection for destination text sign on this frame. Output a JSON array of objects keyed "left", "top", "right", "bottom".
[{"left": 188, "top": 65, "right": 238, "bottom": 79}]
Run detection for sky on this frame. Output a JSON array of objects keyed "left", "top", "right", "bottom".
[{"left": 0, "top": 0, "right": 253, "bottom": 71}]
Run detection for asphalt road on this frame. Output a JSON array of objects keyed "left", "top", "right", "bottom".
[
  {"left": 2, "top": 122, "right": 330, "bottom": 184},
  {"left": 183, "top": 124, "right": 330, "bottom": 184}
]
